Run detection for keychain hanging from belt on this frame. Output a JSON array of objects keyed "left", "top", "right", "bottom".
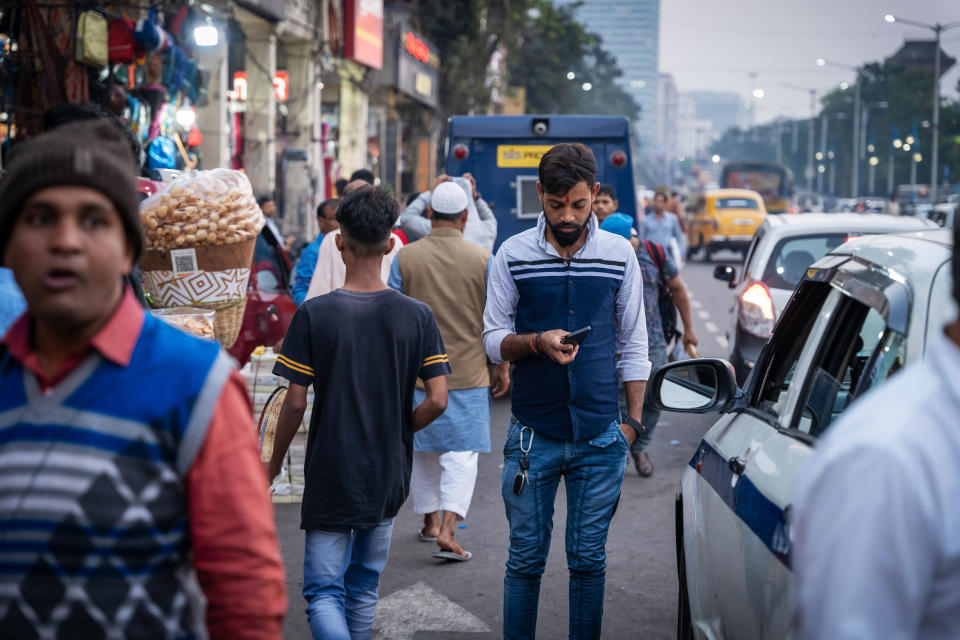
[{"left": 513, "top": 425, "right": 534, "bottom": 495}]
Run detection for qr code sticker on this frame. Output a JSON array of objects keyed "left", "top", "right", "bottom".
[{"left": 170, "top": 249, "right": 199, "bottom": 276}]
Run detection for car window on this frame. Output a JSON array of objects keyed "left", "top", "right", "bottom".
[
  {"left": 742, "top": 226, "right": 766, "bottom": 280},
  {"left": 752, "top": 281, "right": 834, "bottom": 421},
  {"left": 715, "top": 197, "right": 759, "bottom": 210},
  {"left": 794, "top": 302, "right": 902, "bottom": 438},
  {"left": 761, "top": 233, "right": 849, "bottom": 290}
]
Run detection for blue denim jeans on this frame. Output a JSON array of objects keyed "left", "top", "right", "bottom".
[
  {"left": 302, "top": 518, "right": 394, "bottom": 640},
  {"left": 501, "top": 417, "right": 628, "bottom": 640}
]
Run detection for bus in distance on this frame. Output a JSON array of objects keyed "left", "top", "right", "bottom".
[{"left": 721, "top": 161, "right": 794, "bottom": 213}]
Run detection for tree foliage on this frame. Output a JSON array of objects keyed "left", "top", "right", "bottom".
[{"left": 407, "top": 0, "right": 638, "bottom": 121}]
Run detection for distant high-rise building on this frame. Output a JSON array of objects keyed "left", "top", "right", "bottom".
[
  {"left": 555, "top": 0, "right": 660, "bottom": 156},
  {"left": 685, "top": 91, "right": 744, "bottom": 134}
]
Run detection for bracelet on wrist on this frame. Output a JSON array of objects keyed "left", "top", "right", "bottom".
[{"left": 528, "top": 332, "right": 539, "bottom": 354}]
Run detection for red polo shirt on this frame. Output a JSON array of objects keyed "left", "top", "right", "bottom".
[{"left": 2, "top": 291, "right": 287, "bottom": 639}]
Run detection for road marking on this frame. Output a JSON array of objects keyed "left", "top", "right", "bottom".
[
  {"left": 705, "top": 321, "right": 720, "bottom": 334},
  {"left": 716, "top": 335, "right": 729, "bottom": 350},
  {"left": 691, "top": 299, "right": 702, "bottom": 309},
  {"left": 697, "top": 310, "right": 710, "bottom": 320},
  {"left": 374, "top": 582, "right": 491, "bottom": 639}
]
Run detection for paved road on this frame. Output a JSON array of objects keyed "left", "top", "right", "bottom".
[{"left": 273, "top": 256, "right": 741, "bottom": 639}]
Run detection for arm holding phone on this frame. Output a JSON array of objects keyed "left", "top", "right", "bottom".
[{"left": 498, "top": 329, "right": 579, "bottom": 365}]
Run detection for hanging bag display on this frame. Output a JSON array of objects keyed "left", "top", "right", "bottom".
[
  {"left": 76, "top": 10, "right": 109, "bottom": 68},
  {"left": 108, "top": 17, "right": 137, "bottom": 64}
]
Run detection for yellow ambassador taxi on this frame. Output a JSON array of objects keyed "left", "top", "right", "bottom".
[{"left": 688, "top": 188, "right": 767, "bottom": 260}]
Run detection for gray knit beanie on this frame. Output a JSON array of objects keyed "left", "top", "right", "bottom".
[{"left": 0, "top": 119, "right": 142, "bottom": 263}]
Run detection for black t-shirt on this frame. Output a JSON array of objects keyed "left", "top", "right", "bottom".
[{"left": 273, "top": 288, "right": 450, "bottom": 531}]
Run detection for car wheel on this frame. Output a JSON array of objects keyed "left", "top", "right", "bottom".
[{"left": 676, "top": 500, "right": 695, "bottom": 640}]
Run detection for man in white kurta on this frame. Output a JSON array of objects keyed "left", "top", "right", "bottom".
[{"left": 793, "top": 227, "right": 960, "bottom": 639}]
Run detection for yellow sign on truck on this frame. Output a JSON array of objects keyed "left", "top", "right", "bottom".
[{"left": 496, "top": 145, "right": 555, "bottom": 168}]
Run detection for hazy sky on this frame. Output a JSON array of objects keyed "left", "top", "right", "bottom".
[{"left": 660, "top": 0, "right": 960, "bottom": 123}]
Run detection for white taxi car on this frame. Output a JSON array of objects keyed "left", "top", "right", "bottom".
[
  {"left": 714, "top": 214, "right": 936, "bottom": 383},
  {"left": 651, "top": 228, "right": 956, "bottom": 640}
]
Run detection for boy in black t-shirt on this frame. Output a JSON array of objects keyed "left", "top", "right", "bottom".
[{"left": 269, "top": 186, "right": 450, "bottom": 639}]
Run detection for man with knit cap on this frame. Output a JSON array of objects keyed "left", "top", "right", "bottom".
[
  {"left": 389, "top": 181, "right": 510, "bottom": 561},
  {"left": 0, "top": 120, "right": 286, "bottom": 638}
]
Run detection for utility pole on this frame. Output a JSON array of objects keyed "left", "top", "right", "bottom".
[{"left": 887, "top": 136, "right": 896, "bottom": 196}]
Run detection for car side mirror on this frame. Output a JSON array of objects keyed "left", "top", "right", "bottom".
[
  {"left": 649, "top": 358, "right": 741, "bottom": 414},
  {"left": 714, "top": 265, "right": 736, "bottom": 283}
]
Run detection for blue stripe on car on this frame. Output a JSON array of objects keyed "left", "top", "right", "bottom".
[{"left": 690, "top": 440, "right": 792, "bottom": 568}]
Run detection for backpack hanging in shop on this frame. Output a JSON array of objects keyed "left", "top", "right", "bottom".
[
  {"left": 108, "top": 17, "right": 137, "bottom": 64},
  {"left": 76, "top": 11, "right": 109, "bottom": 68},
  {"left": 643, "top": 240, "right": 680, "bottom": 344}
]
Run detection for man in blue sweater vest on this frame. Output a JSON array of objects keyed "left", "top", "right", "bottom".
[
  {"left": 0, "top": 120, "right": 286, "bottom": 638},
  {"left": 483, "top": 143, "right": 651, "bottom": 639}
]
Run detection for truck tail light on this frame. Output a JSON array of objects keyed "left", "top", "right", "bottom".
[
  {"left": 739, "top": 281, "right": 775, "bottom": 338},
  {"left": 610, "top": 150, "right": 627, "bottom": 167},
  {"left": 453, "top": 144, "right": 469, "bottom": 160}
]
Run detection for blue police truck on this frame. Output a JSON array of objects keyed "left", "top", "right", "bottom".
[{"left": 443, "top": 115, "right": 637, "bottom": 251}]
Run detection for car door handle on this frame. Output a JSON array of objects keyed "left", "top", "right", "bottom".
[{"left": 728, "top": 456, "right": 746, "bottom": 476}]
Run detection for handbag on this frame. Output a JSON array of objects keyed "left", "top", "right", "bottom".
[{"left": 76, "top": 10, "right": 108, "bottom": 68}]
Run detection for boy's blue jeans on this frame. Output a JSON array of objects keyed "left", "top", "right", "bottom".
[{"left": 302, "top": 518, "right": 394, "bottom": 640}]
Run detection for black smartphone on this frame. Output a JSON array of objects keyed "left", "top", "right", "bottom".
[{"left": 561, "top": 326, "right": 592, "bottom": 345}]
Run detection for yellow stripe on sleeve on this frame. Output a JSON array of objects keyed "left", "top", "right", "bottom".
[
  {"left": 277, "top": 354, "right": 314, "bottom": 376},
  {"left": 422, "top": 354, "right": 449, "bottom": 366}
]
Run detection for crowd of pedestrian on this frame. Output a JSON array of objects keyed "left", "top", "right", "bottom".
[{"left": 1, "top": 108, "right": 955, "bottom": 640}]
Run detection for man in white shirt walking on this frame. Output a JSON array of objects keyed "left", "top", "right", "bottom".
[{"left": 793, "top": 224, "right": 960, "bottom": 639}]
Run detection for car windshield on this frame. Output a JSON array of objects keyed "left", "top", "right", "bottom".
[
  {"left": 715, "top": 197, "right": 759, "bottom": 210},
  {"left": 762, "top": 233, "right": 849, "bottom": 290}
]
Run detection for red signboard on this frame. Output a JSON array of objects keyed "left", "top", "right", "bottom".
[
  {"left": 344, "top": 0, "right": 383, "bottom": 70},
  {"left": 273, "top": 71, "right": 289, "bottom": 102}
]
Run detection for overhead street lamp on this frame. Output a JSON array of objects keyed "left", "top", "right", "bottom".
[
  {"left": 884, "top": 14, "right": 960, "bottom": 204},
  {"left": 817, "top": 58, "right": 863, "bottom": 197},
  {"left": 861, "top": 101, "right": 888, "bottom": 160}
]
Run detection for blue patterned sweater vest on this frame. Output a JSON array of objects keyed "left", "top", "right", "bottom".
[{"left": 0, "top": 314, "right": 232, "bottom": 639}]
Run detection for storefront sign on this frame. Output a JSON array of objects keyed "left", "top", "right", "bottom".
[
  {"left": 273, "top": 71, "right": 289, "bottom": 102},
  {"left": 397, "top": 28, "right": 439, "bottom": 108},
  {"left": 344, "top": 0, "right": 384, "bottom": 70},
  {"left": 497, "top": 145, "right": 555, "bottom": 168}
]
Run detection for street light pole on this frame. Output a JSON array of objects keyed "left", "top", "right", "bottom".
[
  {"left": 852, "top": 77, "right": 861, "bottom": 198},
  {"left": 884, "top": 15, "right": 960, "bottom": 204},
  {"left": 783, "top": 82, "right": 818, "bottom": 191},
  {"left": 933, "top": 25, "right": 941, "bottom": 204}
]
